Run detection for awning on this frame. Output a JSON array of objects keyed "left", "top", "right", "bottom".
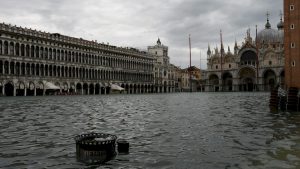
[
  {"left": 44, "top": 81, "right": 60, "bottom": 90},
  {"left": 110, "top": 84, "right": 125, "bottom": 91}
]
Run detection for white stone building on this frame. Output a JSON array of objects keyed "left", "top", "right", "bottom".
[{"left": 205, "top": 15, "right": 285, "bottom": 92}]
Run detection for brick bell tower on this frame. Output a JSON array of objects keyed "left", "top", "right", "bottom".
[{"left": 284, "top": 0, "right": 300, "bottom": 88}]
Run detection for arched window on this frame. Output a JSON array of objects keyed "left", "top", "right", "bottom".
[
  {"left": 15, "top": 43, "right": 20, "bottom": 56},
  {"left": 241, "top": 50, "right": 257, "bottom": 65},
  {"left": 10, "top": 42, "right": 14, "bottom": 55},
  {"left": 26, "top": 45, "right": 30, "bottom": 57},
  {"left": 31, "top": 46, "right": 34, "bottom": 57},
  {"left": 21, "top": 44, "right": 25, "bottom": 56},
  {"left": 36, "top": 46, "right": 39, "bottom": 58},
  {"left": 0, "top": 40, "right": 2, "bottom": 55},
  {"left": 4, "top": 41, "right": 8, "bottom": 55}
]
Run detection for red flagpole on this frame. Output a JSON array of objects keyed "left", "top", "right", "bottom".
[
  {"left": 256, "top": 25, "right": 259, "bottom": 91},
  {"left": 189, "top": 34, "right": 192, "bottom": 92},
  {"left": 220, "top": 30, "right": 224, "bottom": 91}
]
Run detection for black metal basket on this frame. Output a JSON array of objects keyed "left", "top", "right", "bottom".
[{"left": 75, "top": 133, "right": 117, "bottom": 164}]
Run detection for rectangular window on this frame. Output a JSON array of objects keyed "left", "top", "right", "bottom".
[
  {"left": 291, "top": 24, "right": 295, "bottom": 29},
  {"left": 291, "top": 42, "right": 296, "bottom": 48},
  {"left": 290, "top": 5, "right": 294, "bottom": 10}
]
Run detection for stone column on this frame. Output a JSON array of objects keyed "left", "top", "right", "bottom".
[
  {"left": 81, "top": 88, "right": 84, "bottom": 95},
  {"left": 24, "top": 88, "right": 27, "bottom": 96},
  {"left": 43, "top": 89, "right": 46, "bottom": 96},
  {"left": 34, "top": 87, "right": 37, "bottom": 96},
  {"left": 2, "top": 85, "right": 5, "bottom": 96},
  {"left": 13, "top": 85, "right": 16, "bottom": 97},
  {"left": 8, "top": 62, "right": 10, "bottom": 75}
]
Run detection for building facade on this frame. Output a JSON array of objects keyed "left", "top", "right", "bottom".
[
  {"left": 0, "top": 22, "right": 155, "bottom": 96},
  {"left": 205, "top": 15, "right": 285, "bottom": 92},
  {"left": 148, "top": 39, "right": 176, "bottom": 93},
  {"left": 284, "top": 0, "right": 300, "bottom": 89},
  {"left": 179, "top": 66, "right": 202, "bottom": 92}
]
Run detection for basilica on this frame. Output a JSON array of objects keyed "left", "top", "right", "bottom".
[{"left": 205, "top": 14, "right": 285, "bottom": 92}]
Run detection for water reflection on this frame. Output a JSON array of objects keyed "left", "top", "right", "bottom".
[{"left": 0, "top": 93, "right": 299, "bottom": 168}]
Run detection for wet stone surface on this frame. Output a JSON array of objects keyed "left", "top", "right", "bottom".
[{"left": 0, "top": 93, "right": 300, "bottom": 169}]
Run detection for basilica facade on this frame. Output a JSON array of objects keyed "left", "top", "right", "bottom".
[
  {"left": 205, "top": 15, "right": 285, "bottom": 92},
  {"left": 0, "top": 22, "right": 156, "bottom": 96}
]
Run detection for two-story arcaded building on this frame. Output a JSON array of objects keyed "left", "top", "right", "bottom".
[
  {"left": 0, "top": 22, "right": 156, "bottom": 96},
  {"left": 205, "top": 14, "right": 285, "bottom": 92}
]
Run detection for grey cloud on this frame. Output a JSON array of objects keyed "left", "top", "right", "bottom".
[{"left": 0, "top": 0, "right": 283, "bottom": 68}]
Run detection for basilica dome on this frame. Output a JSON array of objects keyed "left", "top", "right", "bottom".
[{"left": 257, "top": 18, "right": 284, "bottom": 44}]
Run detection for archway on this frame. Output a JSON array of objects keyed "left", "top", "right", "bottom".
[
  {"left": 280, "top": 70, "right": 285, "bottom": 86},
  {"left": 209, "top": 74, "right": 219, "bottom": 92},
  {"left": 76, "top": 83, "right": 82, "bottom": 95},
  {"left": 263, "top": 69, "right": 276, "bottom": 91},
  {"left": 27, "top": 82, "right": 35, "bottom": 96},
  {"left": 5, "top": 82, "right": 14, "bottom": 96},
  {"left": 68, "top": 83, "right": 75, "bottom": 94},
  {"left": 83, "top": 83, "right": 88, "bottom": 95},
  {"left": 36, "top": 82, "right": 44, "bottom": 96},
  {"left": 239, "top": 67, "right": 256, "bottom": 91},
  {"left": 222, "top": 72, "right": 233, "bottom": 91},
  {"left": 63, "top": 83, "right": 68, "bottom": 94},
  {"left": 133, "top": 84, "right": 137, "bottom": 94},
  {"left": 95, "top": 83, "right": 100, "bottom": 95},
  {"left": 105, "top": 86, "right": 111, "bottom": 94},
  {"left": 0, "top": 82, "right": 2, "bottom": 96},
  {"left": 16, "top": 82, "right": 25, "bottom": 96},
  {"left": 163, "top": 82, "right": 167, "bottom": 93},
  {"left": 89, "top": 84, "right": 95, "bottom": 95}
]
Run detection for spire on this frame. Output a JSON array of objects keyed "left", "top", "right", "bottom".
[
  {"left": 220, "top": 30, "right": 225, "bottom": 54},
  {"left": 265, "top": 11, "right": 271, "bottom": 29},
  {"left": 234, "top": 39, "right": 238, "bottom": 55},
  {"left": 207, "top": 44, "right": 211, "bottom": 56}
]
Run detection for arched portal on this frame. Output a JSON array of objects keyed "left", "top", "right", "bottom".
[
  {"left": 239, "top": 67, "right": 256, "bottom": 91},
  {"left": 89, "top": 84, "right": 95, "bottom": 95},
  {"left": 27, "top": 82, "right": 35, "bottom": 96},
  {"left": 263, "top": 69, "right": 276, "bottom": 91},
  {"left": 83, "top": 83, "right": 88, "bottom": 95},
  {"left": 95, "top": 83, "right": 100, "bottom": 95},
  {"left": 16, "top": 82, "right": 25, "bottom": 96},
  {"left": 209, "top": 74, "right": 219, "bottom": 92},
  {"left": 36, "top": 82, "right": 44, "bottom": 96},
  {"left": 5, "top": 82, "right": 14, "bottom": 96},
  {"left": 76, "top": 83, "right": 82, "bottom": 95},
  {"left": 222, "top": 72, "right": 233, "bottom": 91},
  {"left": 69, "top": 83, "right": 75, "bottom": 94},
  {"left": 280, "top": 70, "right": 285, "bottom": 85},
  {"left": 106, "top": 86, "right": 111, "bottom": 94}
]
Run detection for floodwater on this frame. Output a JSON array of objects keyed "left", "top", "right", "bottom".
[{"left": 0, "top": 93, "right": 300, "bottom": 169}]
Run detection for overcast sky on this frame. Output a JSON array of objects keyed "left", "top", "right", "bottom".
[{"left": 0, "top": 0, "right": 283, "bottom": 69}]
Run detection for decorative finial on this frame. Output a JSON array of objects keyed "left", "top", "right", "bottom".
[
  {"left": 265, "top": 11, "right": 271, "bottom": 29},
  {"left": 280, "top": 10, "right": 283, "bottom": 21},
  {"left": 157, "top": 37, "right": 161, "bottom": 45},
  {"left": 266, "top": 11, "right": 270, "bottom": 21}
]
